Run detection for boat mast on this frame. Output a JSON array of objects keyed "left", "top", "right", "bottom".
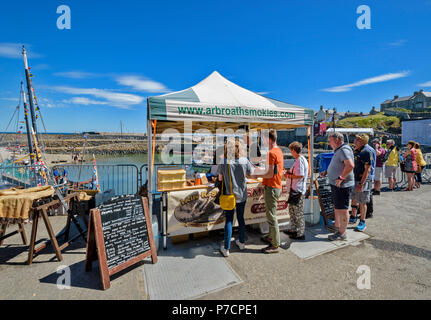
[
  {"left": 21, "top": 81, "right": 35, "bottom": 164},
  {"left": 22, "top": 46, "right": 38, "bottom": 136}
]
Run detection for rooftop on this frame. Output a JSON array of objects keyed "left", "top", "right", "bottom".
[{"left": 382, "top": 90, "right": 431, "bottom": 105}]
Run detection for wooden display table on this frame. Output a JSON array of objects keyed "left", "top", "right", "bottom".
[{"left": 27, "top": 192, "right": 87, "bottom": 265}]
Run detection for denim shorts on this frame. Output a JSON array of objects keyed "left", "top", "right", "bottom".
[{"left": 330, "top": 185, "right": 353, "bottom": 210}]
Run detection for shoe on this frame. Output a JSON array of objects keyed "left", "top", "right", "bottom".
[
  {"left": 328, "top": 232, "right": 347, "bottom": 241},
  {"left": 261, "top": 245, "right": 279, "bottom": 254},
  {"left": 354, "top": 221, "right": 367, "bottom": 232},
  {"left": 261, "top": 235, "right": 272, "bottom": 244},
  {"left": 283, "top": 229, "right": 296, "bottom": 236},
  {"left": 373, "top": 190, "right": 380, "bottom": 195},
  {"left": 290, "top": 234, "right": 305, "bottom": 240},
  {"left": 349, "top": 215, "right": 358, "bottom": 224},
  {"left": 327, "top": 225, "right": 338, "bottom": 233},
  {"left": 366, "top": 213, "right": 373, "bottom": 219},
  {"left": 235, "top": 239, "right": 245, "bottom": 251},
  {"left": 219, "top": 245, "right": 229, "bottom": 257}
]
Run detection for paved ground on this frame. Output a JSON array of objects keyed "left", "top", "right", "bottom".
[{"left": 1, "top": 185, "right": 430, "bottom": 300}]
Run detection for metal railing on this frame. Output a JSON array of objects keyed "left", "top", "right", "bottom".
[
  {"left": 54, "top": 164, "right": 140, "bottom": 196},
  {"left": 421, "top": 153, "right": 431, "bottom": 183},
  {"left": 2, "top": 154, "right": 427, "bottom": 196},
  {"left": 0, "top": 163, "right": 47, "bottom": 188}
]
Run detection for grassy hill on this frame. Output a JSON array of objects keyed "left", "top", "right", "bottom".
[{"left": 332, "top": 113, "right": 400, "bottom": 131}]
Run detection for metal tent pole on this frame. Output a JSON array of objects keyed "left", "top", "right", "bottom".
[
  {"left": 309, "top": 124, "right": 315, "bottom": 221},
  {"left": 147, "top": 99, "right": 160, "bottom": 247}
]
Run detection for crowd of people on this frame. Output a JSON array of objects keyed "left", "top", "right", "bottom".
[{"left": 215, "top": 130, "right": 428, "bottom": 256}]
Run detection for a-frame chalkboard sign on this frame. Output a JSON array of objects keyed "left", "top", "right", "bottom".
[
  {"left": 85, "top": 195, "right": 157, "bottom": 290},
  {"left": 314, "top": 178, "right": 335, "bottom": 227}
]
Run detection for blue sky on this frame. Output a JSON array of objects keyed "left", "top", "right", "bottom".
[{"left": 1, "top": 0, "right": 430, "bottom": 133}]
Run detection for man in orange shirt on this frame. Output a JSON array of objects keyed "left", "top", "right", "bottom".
[{"left": 251, "top": 129, "right": 284, "bottom": 253}]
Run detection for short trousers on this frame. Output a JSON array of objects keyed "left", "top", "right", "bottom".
[
  {"left": 351, "top": 181, "right": 371, "bottom": 204},
  {"left": 384, "top": 165, "right": 397, "bottom": 179},
  {"left": 330, "top": 185, "right": 353, "bottom": 210},
  {"left": 375, "top": 167, "right": 383, "bottom": 181}
]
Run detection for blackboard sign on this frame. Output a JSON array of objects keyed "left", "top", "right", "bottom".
[
  {"left": 85, "top": 195, "right": 157, "bottom": 290},
  {"left": 314, "top": 178, "right": 335, "bottom": 226}
]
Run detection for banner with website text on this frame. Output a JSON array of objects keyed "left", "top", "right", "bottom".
[
  {"left": 166, "top": 182, "right": 290, "bottom": 237},
  {"left": 149, "top": 99, "right": 313, "bottom": 126}
]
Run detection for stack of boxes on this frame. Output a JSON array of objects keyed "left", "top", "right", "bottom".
[{"left": 157, "top": 168, "right": 187, "bottom": 191}]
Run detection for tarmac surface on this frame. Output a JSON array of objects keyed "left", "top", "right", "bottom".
[{"left": 1, "top": 184, "right": 430, "bottom": 300}]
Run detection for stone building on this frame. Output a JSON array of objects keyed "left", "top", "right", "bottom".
[
  {"left": 315, "top": 106, "right": 343, "bottom": 122},
  {"left": 381, "top": 90, "right": 431, "bottom": 111}
]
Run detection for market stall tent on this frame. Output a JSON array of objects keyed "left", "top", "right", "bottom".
[
  {"left": 148, "top": 71, "right": 314, "bottom": 132},
  {"left": 146, "top": 71, "right": 316, "bottom": 245}
]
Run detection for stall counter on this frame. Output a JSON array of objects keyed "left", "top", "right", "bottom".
[{"left": 160, "top": 180, "right": 290, "bottom": 247}]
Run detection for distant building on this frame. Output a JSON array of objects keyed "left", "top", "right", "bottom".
[
  {"left": 369, "top": 106, "right": 379, "bottom": 115},
  {"left": 342, "top": 111, "right": 365, "bottom": 119},
  {"left": 315, "top": 106, "right": 344, "bottom": 122},
  {"left": 315, "top": 106, "right": 326, "bottom": 122},
  {"left": 381, "top": 90, "right": 431, "bottom": 111}
]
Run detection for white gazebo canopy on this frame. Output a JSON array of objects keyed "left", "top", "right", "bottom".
[{"left": 148, "top": 71, "right": 313, "bottom": 131}]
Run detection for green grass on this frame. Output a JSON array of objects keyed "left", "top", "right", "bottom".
[
  {"left": 386, "top": 107, "right": 411, "bottom": 113},
  {"left": 330, "top": 113, "right": 400, "bottom": 131}
]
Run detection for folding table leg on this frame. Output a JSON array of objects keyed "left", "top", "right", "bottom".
[
  {"left": 64, "top": 215, "right": 71, "bottom": 242},
  {"left": 0, "top": 223, "right": 7, "bottom": 246},
  {"left": 27, "top": 211, "right": 39, "bottom": 265},
  {"left": 40, "top": 208, "right": 63, "bottom": 262},
  {"left": 18, "top": 223, "right": 28, "bottom": 245}
]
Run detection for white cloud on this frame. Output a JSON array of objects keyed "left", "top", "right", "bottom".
[
  {"left": 0, "top": 43, "right": 43, "bottom": 59},
  {"left": 116, "top": 75, "right": 168, "bottom": 93},
  {"left": 37, "top": 97, "right": 66, "bottom": 109},
  {"left": 63, "top": 97, "right": 109, "bottom": 105},
  {"left": 32, "top": 64, "right": 50, "bottom": 70},
  {"left": 50, "top": 86, "right": 144, "bottom": 109},
  {"left": 54, "top": 71, "right": 100, "bottom": 79},
  {"left": 0, "top": 98, "right": 19, "bottom": 102},
  {"left": 322, "top": 71, "right": 410, "bottom": 93},
  {"left": 387, "top": 39, "right": 408, "bottom": 47},
  {"left": 418, "top": 81, "right": 431, "bottom": 87}
]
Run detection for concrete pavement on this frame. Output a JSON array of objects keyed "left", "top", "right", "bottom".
[{"left": 1, "top": 185, "right": 430, "bottom": 300}]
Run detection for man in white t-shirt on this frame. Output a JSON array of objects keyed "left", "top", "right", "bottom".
[{"left": 283, "top": 141, "right": 309, "bottom": 240}]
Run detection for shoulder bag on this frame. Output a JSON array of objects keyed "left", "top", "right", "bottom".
[
  {"left": 287, "top": 163, "right": 302, "bottom": 205},
  {"left": 219, "top": 164, "right": 236, "bottom": 211}
]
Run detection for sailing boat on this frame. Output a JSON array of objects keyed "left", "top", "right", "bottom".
[{"left": 1, "top": 47, "right": 60, "bottom": 189}]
